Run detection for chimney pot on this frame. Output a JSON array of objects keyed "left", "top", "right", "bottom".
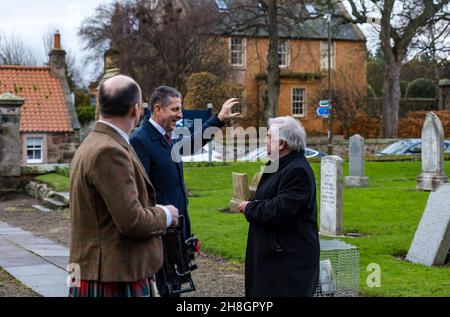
[{"left": 54, "top": 30, "right": 61, "bottom": 49}]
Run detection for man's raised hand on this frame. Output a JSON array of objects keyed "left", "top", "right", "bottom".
[{"left": 217, "top": 98, "right": 241, "bottom": 121}]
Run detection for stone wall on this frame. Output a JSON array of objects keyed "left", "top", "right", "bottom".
[
  {"left": 47, "top": 131, "right": 80, "bottom": 163},
  {"left": 310, "top": 139, "right": 398, "bottom": 157}
]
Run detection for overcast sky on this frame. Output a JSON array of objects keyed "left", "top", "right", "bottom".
[{"left": 0, "top": 0, "right": 378, "bottom": 86}]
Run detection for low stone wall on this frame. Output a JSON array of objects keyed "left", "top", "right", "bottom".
[
  {"left": 309, "top": 139, "right": 399, "bottom": 156},
  {"left": 25, "top": 181, "right": 54, "bottom": 201}
]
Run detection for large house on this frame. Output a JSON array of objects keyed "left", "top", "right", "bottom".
[
  {"left": 0, "top": 32, "right": 80, "bottom": 164},
  {"left": 97, "top": 0, "right": 367, "bottom": 134},
  {"left": 171, "top": 0, "right": 368, "bottom": 133}
]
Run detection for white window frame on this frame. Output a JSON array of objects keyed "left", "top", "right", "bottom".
[
  {"left": 229, "top": 38, "right": 246, "bottom": 67},
  {"left": 292, "top": 88, "right": 306, "bottom": 117},
  {"left": 278, "top": 39, "right": 290, "bottom": 68},
  {"left": 320, "top": 41, "right": 336, "bottom": 70},
  {"left": 26, "top": 136, "right": 44, "bottom": 164}
]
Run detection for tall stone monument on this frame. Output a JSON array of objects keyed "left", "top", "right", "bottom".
[
  {"left": 345, "top": 134, "right": 369, "bottom": 187},
  {"left": 406, "top": 183, "right": 450, "bottom": 266},
  {"left": 416, "top": 112, "right": 448, "bottom": 191},
  {"left": 229, "top": 173, "right": 251, "bottom": 213},
  {"left": 0, "top": 93, "right": 25, "bottom": 193},
  {"left": 320, "top": 156, "right": 344, "bottom": 236}
]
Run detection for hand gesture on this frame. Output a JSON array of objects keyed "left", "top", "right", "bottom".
[{"left": 218, "top": 98, "right": 241, "bottom": 121}]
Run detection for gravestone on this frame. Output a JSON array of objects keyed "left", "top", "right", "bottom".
[
  {"left": 249, "top": 172, "right": 263, "bottom": 198},
  {"left": 229, "top": 173, "right": 250, "bottom": 213},
  {"left": 320, "top": 156, "right": 344, "bottom": 236},
  {"left": 345, "top": 134, "right": 369, "bottom": 187},
  {"left": 406, "top": 183, "right": 450, "bottom": 266},
  {"left": 0, "top": 93, "right": 25, "bottom": 193},
  {"left": 416, "top": 112, "right": 448, "bottom": 191}
]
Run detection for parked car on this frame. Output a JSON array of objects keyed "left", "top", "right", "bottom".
[
  {"left": 182, "top": 144, "right": 224, "bottom": 162},
  {"left": 238, "top": 146, "right": 326, "bottom": 161},
  {"left": 376, "top": 139, "right": 450, "bottom": 156}
]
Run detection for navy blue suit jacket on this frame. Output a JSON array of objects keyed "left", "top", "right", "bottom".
[{"left": 130, "top": 116, "right": 224, "bottom": 240}]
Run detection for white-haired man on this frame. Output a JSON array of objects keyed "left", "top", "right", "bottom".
[{"left": 239, "top": 116, "right": 320, "bottom": 297}]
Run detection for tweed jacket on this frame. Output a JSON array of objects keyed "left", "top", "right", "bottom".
[{"left": 69, "top": 122, "right": 167, "bottom": 282}]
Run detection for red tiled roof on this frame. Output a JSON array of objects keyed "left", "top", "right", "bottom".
[{"left": 0, "top": 65, "right": 73, "bottom": 133}]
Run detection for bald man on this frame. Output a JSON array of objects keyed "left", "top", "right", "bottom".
[{"left": 69, "top": 75, "right": 178, "bottom": 297}]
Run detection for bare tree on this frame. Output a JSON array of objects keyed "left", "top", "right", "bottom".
[
  {"left": 0, "top": 32, "right": 39, "bottom": 66},
  {"left": 338, "top": 0, "right": 450, "bottom": 138},
  {"left": 78, "top": 0, "right": 229, "bottom": 100}
]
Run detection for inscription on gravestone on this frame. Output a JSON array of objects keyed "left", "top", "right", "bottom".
[
  {"left": 406, "top": 183, "right": 450, "bottom": 266},
  {"left": 320, "top": 156, "right": 343, "bottom": 236}
]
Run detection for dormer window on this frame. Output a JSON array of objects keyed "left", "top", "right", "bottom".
[{"left": 215, "top": 0, "right": 228, "bottom": 12}]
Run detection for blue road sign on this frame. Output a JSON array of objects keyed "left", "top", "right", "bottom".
[{"left": 316, "top": 106, "right": 330, "bottom": 117}]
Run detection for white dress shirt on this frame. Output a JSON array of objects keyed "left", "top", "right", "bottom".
[{"left": 98, "top": 120, "right": 172, "bottom": 227}]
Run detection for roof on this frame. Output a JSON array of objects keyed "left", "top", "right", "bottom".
[
  {"left": 0, "top": 65, "right": 73, "bottom": 133},
  {"left": 185, "top": 0, "right": 365, "bottom": 41}
]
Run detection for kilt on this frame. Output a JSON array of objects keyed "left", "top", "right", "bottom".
[{"left": 69, "top": 278, "right": 153, "bottom": 297}]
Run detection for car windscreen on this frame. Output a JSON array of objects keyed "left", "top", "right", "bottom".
[{"left": 381, "top": 141, "right": 415, "bottom": 154}]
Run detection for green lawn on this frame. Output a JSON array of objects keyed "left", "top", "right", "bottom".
[
  {"left": 37, "top": 161, "right": 450, "bottom": 296},
  {"left": 184, "top": 161, "right": 450, "bottom": 297}
]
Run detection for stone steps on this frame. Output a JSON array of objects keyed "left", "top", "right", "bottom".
[
  {"left": 32, "top": 205, "right": 53, "bottom": 213},
  {"left": 42, "top": 198, "right": 66, "bottom": 210},
  {"left": 52, "top": 192, "right": 69, "bottom": 205}
]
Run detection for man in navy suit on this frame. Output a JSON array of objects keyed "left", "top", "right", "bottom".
[{"left": 130, "top": 86, "right": 239, "bottom": 296}]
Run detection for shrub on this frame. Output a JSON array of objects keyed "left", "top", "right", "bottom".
[
  {"left": 405, "top": 78, "right": 436, "bottom": 98},
  {"left": 76, "top": 105, "right": 95, "bottom": 124}
]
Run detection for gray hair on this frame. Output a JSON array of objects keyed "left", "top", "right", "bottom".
[{"left": 268, "top": 116, "right": 306, "bottom": 152}]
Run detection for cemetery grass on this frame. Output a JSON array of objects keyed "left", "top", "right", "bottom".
[
  {"left": 184, "top": 161, "right": 450, "bottom": 297},
  {"left": 34, "top": 161, "right": 450, "bottom": 296}
]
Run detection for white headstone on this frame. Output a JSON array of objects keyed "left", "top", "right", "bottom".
[
  {"left": 345, "top": 134, "right": 369, "bottom": 187},
  {"left": 406, "top": 183, "right": 450, "bottom": 266},
  {"left": 416, "top": 112, "right": 448, "bottom": 191},
  {"left": 320, "top": 155, "right": 344, "bottom": 236}
]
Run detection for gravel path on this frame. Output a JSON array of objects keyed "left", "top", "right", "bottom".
[{"left": 0, "top": 193, "right": 244, "bottom": 297}]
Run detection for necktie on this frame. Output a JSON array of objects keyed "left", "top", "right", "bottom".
[{"left": 165, "top": 133, "right": 171, "bottom": 146}]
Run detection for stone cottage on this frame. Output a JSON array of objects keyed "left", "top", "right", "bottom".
[{"left": 0, "top": 32, "right": 80, "bottom": 164}]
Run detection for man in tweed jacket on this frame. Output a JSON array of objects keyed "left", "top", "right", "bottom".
[{"left": 69, "top": 75, "right": 178, "bottom": 297}]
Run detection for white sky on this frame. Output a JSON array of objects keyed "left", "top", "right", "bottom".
[{"left": 0, "top": 0, "right": 112, "bottom": 85}]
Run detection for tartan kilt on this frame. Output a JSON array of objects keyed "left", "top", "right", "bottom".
[{"left": 69, "top": 278, "right": 153, "bottom": 297}]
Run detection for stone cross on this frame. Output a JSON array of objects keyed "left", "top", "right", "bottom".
[
  {"left": 229, "top": 172, "right": 250, "bottom": 213},
  {"left": 416, "top": 112, "right": 448, "bottom": 191},
  {"left": 345, "top": 134, "right": 369, "bottom": 187},
  {"left": 320, "top": 155, "right": 344, "bottom": 236},
  {"left": 406, "top": 183, "right": 450, "bottom": 266},
  {"left": 0, "top": 93, "right": 25, "bottom": 192}
]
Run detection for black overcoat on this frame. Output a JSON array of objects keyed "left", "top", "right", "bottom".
[{"left": 244, "top": 151, "right": 320, "bottom": 297}]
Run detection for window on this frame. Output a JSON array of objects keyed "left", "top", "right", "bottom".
[
  {"left": 230, "top": 38, "right": 245, "bottom": 66},
  {"left": 320, "top": 41, "right": 336, "bottom": 70},
  {"left": 292, "top": 88, "right": 305, "bottom": 116},
  {"left": 149, "top": 0, "right": 159, "bottom": 10},
  {"left": 278, "top": 40, "right": 289, "bottom": 67},
  {"left": 215, "top": 0, "right": 228, "bottom": 11},
  {"left": 90, "top": 95, "right": 96, "bottom": 107},
  {"left": 305, "top": 3, "right": 318, "bottom": 17},
  {"left": 26, "top": 137, "right": 43, "bottom": 164}
]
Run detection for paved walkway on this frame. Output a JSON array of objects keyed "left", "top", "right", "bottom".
[{"left": 0, "top": 221, "right": 69, "bottom": 297}]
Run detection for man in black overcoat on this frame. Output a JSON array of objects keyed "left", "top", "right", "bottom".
[{"left": 239, "top": 116, "right": 320, "bottom": 297}]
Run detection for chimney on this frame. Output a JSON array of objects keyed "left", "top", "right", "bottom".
[{"left": 49, "top": 30, "right": 67, "bottom": 80}]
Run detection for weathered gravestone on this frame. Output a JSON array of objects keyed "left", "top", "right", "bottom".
[
  {"left": 345, "top": 134, "right": 369, "bottom": 187},
  {"left": 229, "top": 173, "right": 251, "bottom": 213},
  {"left": 406, "top": 183, "right": 450, "bottom": 266},
  {"left": 248, "top": 172, "right": 263, "bottom": 198},
  {"left": 0, "top": 93, "right": 25, "bottom": 193},
  {"left": 416, "top": 112, "right": 448, "bottom": 191},
  {"left": 320, "top": 156, "right": 344, "bottom": 236}
]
